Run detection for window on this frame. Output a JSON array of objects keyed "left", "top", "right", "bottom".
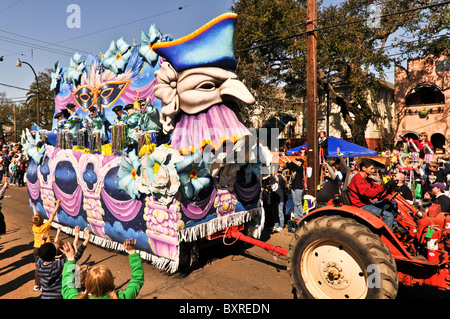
[{"left": 405, "top": 84, "right": 445, "bottom": 106}]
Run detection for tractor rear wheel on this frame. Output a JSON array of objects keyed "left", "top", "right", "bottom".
[{"left": 287, "top": 215, "right": 398, "bottom": 299}]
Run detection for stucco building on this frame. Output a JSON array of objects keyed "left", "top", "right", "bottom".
[
  {"left": 278, "top": 77, "right": 395, "bottom": 152},
  {"left": 394, "top": 55, "right": 450, "bottom": 152}
]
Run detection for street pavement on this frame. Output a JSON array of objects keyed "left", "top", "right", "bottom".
[
  {"left": 2, "top": 184, "right": 450, "bottom": 303},
  {"left": 0, "top": 184, "right": 294, "bottom": 300}
]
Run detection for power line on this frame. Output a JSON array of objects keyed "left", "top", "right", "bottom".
[
  {"left": 318, "top": 0, "right": 450, "bottom": 32},
  {"left": 237, "top": 0, "right": 450, "bottom": 52},
  {"left": 59, "top": 0, "right": 209, "bottom": 45},
  {"left": 238, "top": 0, "right": 400, "bottom": 47},
  {"left": 0, "top": 81, "right": 35, "bottom": 92},
  {"left": 1, "top": 0, "right": 209, "bottom": 61},
  {"left": 0, "top": 28, "right": 91, "bottom": 56},
  {"left": 0, "top": 35, "right": 76, "bottom": 58},
  {"left": 0, "top": 0, "right": 23, "bottom": 15}
]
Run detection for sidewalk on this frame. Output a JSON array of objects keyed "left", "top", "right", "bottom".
[{"left": 0, "top": 185, "right": 42, "bottom": 299}]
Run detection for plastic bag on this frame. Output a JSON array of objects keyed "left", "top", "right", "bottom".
[{"left": 415, "top": 182, "right": 422, "bottom": 198}]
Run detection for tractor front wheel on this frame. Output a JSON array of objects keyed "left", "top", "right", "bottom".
[{"left": 287, "top": 215, "right": 398, "bottom": 299}]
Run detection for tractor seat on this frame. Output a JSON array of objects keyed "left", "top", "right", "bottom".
[{"left": 341, "top": 189, "right": 352, "bottom": 206}]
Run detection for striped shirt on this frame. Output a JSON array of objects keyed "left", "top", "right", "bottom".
[{"left": 37, "top": 244, "right": 86, "bottom": 299}]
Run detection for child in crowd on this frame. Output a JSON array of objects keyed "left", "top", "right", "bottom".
[
  {"left": 53, "top": 226, "right": 82, "bottom": 259},
  {"left": 37, "top": 227, "right": 90, "bottom": 299},
  {"left": 61, "top": 238, "right": 144, "bottom": 299},
  {"left": 30, "top": 198, "right": 61, "bottom": 292}
]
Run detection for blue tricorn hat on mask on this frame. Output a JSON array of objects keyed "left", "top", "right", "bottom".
[{"left": 152, "top": 13, "right": 238, "bottom": 72}]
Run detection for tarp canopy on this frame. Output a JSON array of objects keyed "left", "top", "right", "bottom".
[{"left": 286, "top": 136, "right": 378, "bottom": 158}]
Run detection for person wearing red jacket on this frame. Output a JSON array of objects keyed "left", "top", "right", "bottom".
[{"left": 348, "top": 159, "right": 397, "bottom": 229}]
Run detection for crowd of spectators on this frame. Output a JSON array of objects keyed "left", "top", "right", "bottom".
[
  {"left": 263, "top": 133, "right": 450, "bottom": 233},
  {"left": 0, "top": 141, "right": 27, "bottom": 187}
]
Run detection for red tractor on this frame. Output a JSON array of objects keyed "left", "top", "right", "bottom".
[{"left": 221, "top": 183, "right": 450, "bottom": 299}]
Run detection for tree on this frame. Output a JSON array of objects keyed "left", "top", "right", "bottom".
[
  {"left": 232, "top": 0, "right": 450, "bottom": 147},
  {"left": 0, "top": 93, "right": 15, "bottom": 143},
  {"left": 25, "top": 68, "right": 55, "bottom": 131},
  {"left": 0, "top": 68, "right": 55, "bottom": 143},
  {"left": 317, "top": 0, "right": 449, "bottom": 147},
  {"left": 232, "top": 0, "right": 307, "bottom": 129}
]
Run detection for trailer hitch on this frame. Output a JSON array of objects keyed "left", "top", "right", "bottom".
[{"left": 222, "top": 226, "right": 288, "bottom": 257}]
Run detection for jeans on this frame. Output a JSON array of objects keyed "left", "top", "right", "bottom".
[
  {"left": 360, "top": 199, "right": 397, "bottom": 229},
  {"left": 291, "top": 188, "right": 304, "bottom": 219},
  {"left": 285, "top": 194, "right": 293, "bottom": 216},
  {"left": 9, "top": 172, "right": 17, "bottom": 184},
  {"left": 274, "top": 201, "right": 285, "bottom": 228}
]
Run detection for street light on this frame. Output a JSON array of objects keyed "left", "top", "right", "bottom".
[{"left": 16, "top": 58, "right": 40, "bottom": 127}]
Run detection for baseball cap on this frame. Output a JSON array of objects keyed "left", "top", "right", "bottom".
[{"left": 430, "top": 182, "right": 446, "bottom": 191}]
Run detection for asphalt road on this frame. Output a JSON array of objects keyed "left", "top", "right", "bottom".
[
  {"left": 2, "top": 184, "right": 450, "bottom": 308},
  {"left": 0, "top": 184, "right": 294, "bottom": 302}
]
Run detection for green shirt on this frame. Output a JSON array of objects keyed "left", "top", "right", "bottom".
[
  {"left": 62, "top": 253, "right": 144, "bottom": 299},
  {"left": 140, "top": 107, "right": 161, "bottom": 132},
  {"left": 125, "top": 113, "right": 141, "bottom": 143}
]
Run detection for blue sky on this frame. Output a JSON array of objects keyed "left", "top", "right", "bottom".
[
  {"left": 0, "top": 0, "right": 394, "bottom": 103},
  {"left": 0, "top": 0, "right": 234, "bottom": 101}
]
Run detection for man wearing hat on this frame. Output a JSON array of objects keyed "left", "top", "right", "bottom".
[
  {"left": 423, "top": 161, "right": 446, "bottom": 193},
  {"left": 280, "top": 155, "right": 305, "bottom": 220},
  {"left": 430, "top": 182, "right": 450, "bottom": 212},
  {"left": 123, "top": 104, "right": 141, "bottom": 145},
  {"left": 139, "top": 100, "right": 162, "bottom": 145},
  {"left": 54, "top": 109, "right": 69, "bottom": 135},
  {"left": 112, "top": 105, "right": 128, "bottom": 124},
  {"left": 83, "top": 106, "right": 111, "bottom": 143},
  {"left": 54, "top": 110, "right": 66, "bottom": 124},
  {"left": 64, "top": 103, "right": 83, "bottom": 142},
  {"left": 139, "top": 100, "right": 161, "bottom": 132}
]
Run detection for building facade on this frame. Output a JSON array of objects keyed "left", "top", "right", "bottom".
[
  {"left": 278, "top": 78, "right": 394, "bottom": 152},
  {"left": 394, "top": 55, "right": 450, "bottom": 152}
]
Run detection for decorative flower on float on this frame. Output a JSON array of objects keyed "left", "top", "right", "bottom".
[
  {"left": 24, "top": 128, "right": 46, "bottom": 165},
  {"left": 144, "top": 197, "right": 184, "bottom": 238},
  {"left": 175, "top": 149, "right": 212, "bottom": 200},
  {"left": 102, "top": 37, "right": 132, "bottom": 75},
  {"left": 214, "top": 188, "right": 238, "bottom": 217},
  {"left": 67, "top": 53, "right": 85, "bottom": 83},
  {"left": 137, "top": 144, "right": 182, "bottom": 205},
  {"left": 138, "top": 24, "right": 162, "bottom": 67},
  {"left": 117, "top": 149, "right": 142, "bottom": 200},
  {"left": 50, "top": 61, "right": 61, "bottom": 91}
]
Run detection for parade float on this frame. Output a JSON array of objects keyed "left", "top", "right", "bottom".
[{"left": 24, "top": 13, "right": 271, "bottom": 272}]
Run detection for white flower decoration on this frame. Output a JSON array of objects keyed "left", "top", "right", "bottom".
[
  {"left": 102, "top": 37, "right": 132, "bottom": 74},
  {"left": 67, "top": 53, "right": 85, "bottom": 83}
]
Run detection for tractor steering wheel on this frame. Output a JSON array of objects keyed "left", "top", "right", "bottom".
[{"left": 378, "top": 179, "right": 398, "bottom": 200}]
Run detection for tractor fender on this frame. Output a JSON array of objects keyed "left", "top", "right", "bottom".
[
  {"left": 299, "top": 205, "right": 416, "bottom": 262},
  {"left": 300, "top": 205, "right": 387, "bottom": 229}
]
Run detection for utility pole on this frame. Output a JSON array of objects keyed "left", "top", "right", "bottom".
[
  {"left": 14, "top": 104, "right": 17, "bottom": 142},
  {"left": 306, "top": 0, "right": 319, "bottom": 196},
  {"left": 16, "top": 59, "right": 40, "bottom": 128}
]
